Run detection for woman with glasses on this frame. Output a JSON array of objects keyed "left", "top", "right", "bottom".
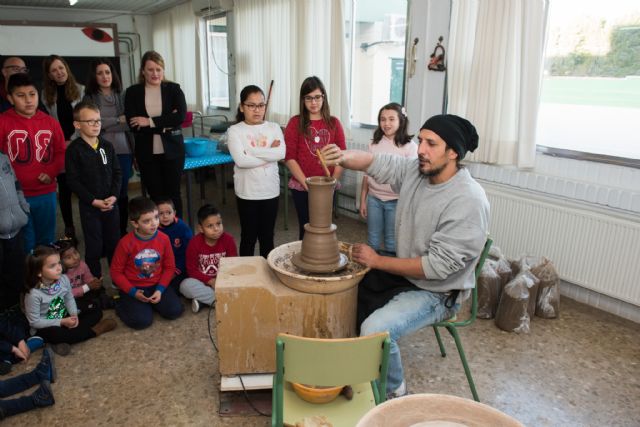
[
  {"left": 284, "top": 76, "right": 346, "bottom": 239},
  {"left": 42, "top": 55, "right": 85, "bottom": 241},
  {"left": 84, "top": 58, "right": 133, "bottom": 236},
  {"left": 124, "top": 51, "right": 187, "bottom": 217},
  {"left": 227, "top": 85, "right": 285, "bottom": 257}
]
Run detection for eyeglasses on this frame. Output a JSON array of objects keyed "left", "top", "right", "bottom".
[
  {"left": 304, "top": 94, "right": 324, "bottom": 103},
  {"left": 2, "top": 65, "right": 29, "bottom": 74},
  {"left": 243, "top": 103, "right": 267, "bottom": 111},
  {"left": 76, "top": 119, "right": 102, "bottom": 126}
]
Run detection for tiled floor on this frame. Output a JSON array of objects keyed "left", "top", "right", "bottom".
[{"left": 6, "top": 174, "right": 640, "bottom": 426}]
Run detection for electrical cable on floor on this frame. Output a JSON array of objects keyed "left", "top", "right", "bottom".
[{"left": 207, "top": 300, "right": 270, "bottom": 417}]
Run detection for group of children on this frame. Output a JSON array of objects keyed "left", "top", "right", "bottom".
[{"left": 0, "top": 65, "right": 414, "bottom": 419}]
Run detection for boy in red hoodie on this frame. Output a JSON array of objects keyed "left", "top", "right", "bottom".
[
  {"left": 0, "top": 73, "right": 65, "bottom": 252},
  {"left": 110, "top": 197, "right": 184, "bottom": 329}
]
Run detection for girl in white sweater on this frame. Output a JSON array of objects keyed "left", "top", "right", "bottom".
[{"left": 226, "top": 85, "right": 285, "bottom": 257}]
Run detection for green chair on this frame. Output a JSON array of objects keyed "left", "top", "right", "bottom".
[
  {"left": 432, "top": 237, "right": 493, "bottom": 402},
  {"left": 272, "top": 332, "right": 391, "bottom": 427}
]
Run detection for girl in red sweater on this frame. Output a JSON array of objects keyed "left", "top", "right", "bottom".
[{"left": 284, "top": 76, "right": 347, "bottom": 239}]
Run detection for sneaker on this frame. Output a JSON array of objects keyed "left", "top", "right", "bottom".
[
  {"left": 386, "top": 380, "right": 408, "bottom": 400},
  {"left": 51, "top": 343, "right": 71, "bottom": 357},
  {"left": 91, "top": 318, "right": 117, "bottom": 336},
  {"left": 35, "top": 347, "right": 56, "bottom": 383},
  {"left": 0, "top": 360, "right": 11, "bottom": 376},
  {"left": 26, "top": 336, "right": 45, "bottom": 353},
  {"left": 31, "top": 380, "right": 55, "bottom": 407},
  {"left": 191, "top": 299, "right": 200, "bottom": 313}
]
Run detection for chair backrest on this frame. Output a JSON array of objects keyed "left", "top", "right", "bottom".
[
  {"left": 277, "top": 332, "right": 390, "bottom": 386},
  {"left": 465, "top": 237, "right": 493, "bottom": 326},
  {"left": 273, "top": 332, "right": 391, "bottom": 423}
]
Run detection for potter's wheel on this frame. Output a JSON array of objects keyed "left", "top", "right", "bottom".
[
  {"left": 291, "top": 251, "right": 349, "bottom": 273},
  {"left": 267, "top": 241, "right": 369, "bottom": 294}
]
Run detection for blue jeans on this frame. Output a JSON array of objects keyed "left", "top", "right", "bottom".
[
  {"left": 116, "top": 286, "right": 184, "bottom": 330},
  {"left": 23, "top": 192, "right": 57, "bottom": 253},
  {"left": 366, "top": 196, "right": 397, "bottom": 255},
  {"left": 360, "top": 289, "right": 458, "bottom": 393},
  {"left": 0, "top": 366, "right": 41, "bottom": 418}
]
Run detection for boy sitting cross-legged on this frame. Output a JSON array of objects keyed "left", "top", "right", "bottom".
[
  {"left": 180, "top": 204, "right": 237, "bottom": 313},
  {"left": 110, "top": 197, "right": 184, "bottom": 329}
]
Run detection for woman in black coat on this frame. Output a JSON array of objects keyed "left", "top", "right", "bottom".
[{"left": 124, "top": 50, "right": 187, "bottom": 217}]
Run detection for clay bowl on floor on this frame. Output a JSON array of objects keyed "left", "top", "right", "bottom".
[
  {"left": 267, "top": 241, "right": 370, "bottom": 294},
  {"left": 291, "top": 382, "right": 343, "bottom": 404},
  {"left": 355, "top": 393, "right": 525, "bottom": 427}
]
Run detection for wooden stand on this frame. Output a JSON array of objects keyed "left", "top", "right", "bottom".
[{"left": 216, "top": 256, "right": 358, "bottom": 376}]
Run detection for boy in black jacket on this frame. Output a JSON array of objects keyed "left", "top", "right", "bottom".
[{"left": 66, "top": 101, "right": 122, "bottom": 278}]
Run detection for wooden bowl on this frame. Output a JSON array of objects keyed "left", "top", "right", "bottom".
[{"left": 291, "top": 382, "right": 343, "bottom": 404}]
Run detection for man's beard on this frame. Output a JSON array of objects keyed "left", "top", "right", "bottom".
[{"left": 419, "top": 159, "right": 446, "bottom": 177}]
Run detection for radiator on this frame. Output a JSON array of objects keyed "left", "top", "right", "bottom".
[{"left": 482, "top": 181, "right": 640, "bottom": 306}]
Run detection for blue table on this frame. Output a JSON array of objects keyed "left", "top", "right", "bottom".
[{"left": 184, "top": 140, "right": 234, "bottom": 228}]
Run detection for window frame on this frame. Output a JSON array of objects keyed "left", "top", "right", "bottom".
[{"left": 203, "top": 11, "right": 233, "bottom": 112}]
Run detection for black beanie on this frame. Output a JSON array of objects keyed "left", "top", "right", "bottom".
[{"left": 421, "top": 114, "right": 479, "bottom": 159}]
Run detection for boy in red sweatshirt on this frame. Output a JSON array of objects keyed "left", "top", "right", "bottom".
[
  {"left": 110, "top": 197, "right": 184, "bottom": 329},
  {"left": 180, "top": 204, "right": 237, "bottom": 313},
  {"left": 0, "top": 73, "right": 65, "bottom": 252}
]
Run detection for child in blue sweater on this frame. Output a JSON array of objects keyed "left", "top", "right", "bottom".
[{"left": 157, "top": 199, "right": 192, "bottom": 291}]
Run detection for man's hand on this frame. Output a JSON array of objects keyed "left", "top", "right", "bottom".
[
  {"left": 352, "top": 243, "right": 380, "bottom": 269},
  {"left": 148, "top": 290, "right": 162, "bottom": 304},
  {"left": 320, "top": 144, "right": 343, "bottom": 167}
]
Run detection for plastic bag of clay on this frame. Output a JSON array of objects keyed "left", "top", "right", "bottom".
[
  {"left": 493, "top": 257, "right": 513, "bottom": 287},
  {"left": 477, "top": 261, "right": 503, "bottom": 319},
  {"left": 510, "top": 256, "right": 544, "bottom": 316},
  {"left": 495, "top": 271, "right": 539, "bottom": 333},
  {"left": 530, "top": 257, "right": 561, "bottom": 318},
  {"left": 488, "top": 244, "right": 505, "bottom": 261}
]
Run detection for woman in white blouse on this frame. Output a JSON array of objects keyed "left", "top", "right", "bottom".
[{"left": 227, "top": 85, "right": 285, "bottom": 257}]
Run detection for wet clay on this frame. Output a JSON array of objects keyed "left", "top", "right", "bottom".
[{"left": 292, "top": 176, "right": 348, "bottom": 273}]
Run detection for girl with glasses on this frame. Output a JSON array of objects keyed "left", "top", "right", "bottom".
[
  {"left": 284, "top": 76, "right": 346, "bottom": 239},
  {"left": 226, "top": 85, "right": 285, "bottom": 257}
]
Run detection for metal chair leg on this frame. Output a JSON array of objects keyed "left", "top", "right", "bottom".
[
  {"left": 447, "top": 325, "right": 479, "bottom": 402},
  {"left": 433, "top": 326, "right": 447, "bottom": 357}
]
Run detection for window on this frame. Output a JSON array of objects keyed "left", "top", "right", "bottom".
[
  {"left": 344, "top": 0, "right": 409, "bottom": 126},
  {"left": 205, "top": 14, "right": 231, "bottom": 109},
  {"left": 537, "top": 0, "right": 640, "bottom": 160}
]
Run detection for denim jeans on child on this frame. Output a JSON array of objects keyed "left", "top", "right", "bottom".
[
  {"left": 360, "top": 289, "right": 458, "bottom": 393},
  {"left": 23, "top": 192, "right": 56, "bottom": 253},
  {"left": 366, "top": 195, "right": 398, "bottom": 255}
]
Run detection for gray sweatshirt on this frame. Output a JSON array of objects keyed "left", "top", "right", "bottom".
[
  {"left": 25, "top": 274, "right": 78, "bottom": 333},
  {"left": 0, "top": 152, "right": 29, "bottom": 239},
  {"left": 367, "top": 154, "right": 490, "bottom": 293}
]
